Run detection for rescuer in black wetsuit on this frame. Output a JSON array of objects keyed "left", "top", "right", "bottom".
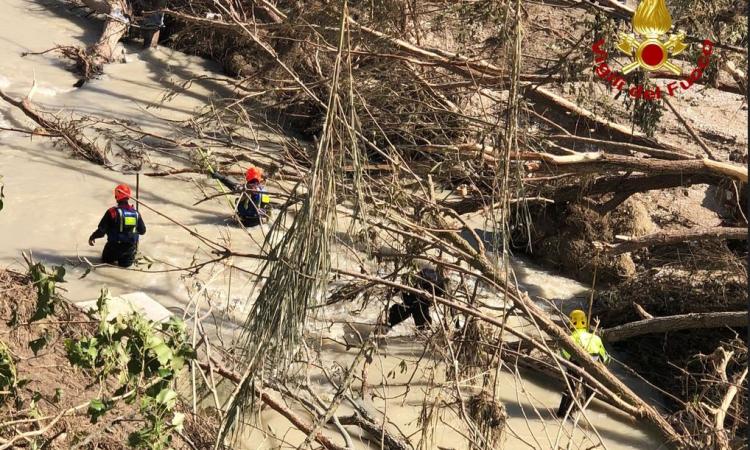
[
  {"left": 386, "top": 266, "right": 446, "bottom": 331},
  {"left": 88, "top": 184, "right": 146, "bottom": 268}
]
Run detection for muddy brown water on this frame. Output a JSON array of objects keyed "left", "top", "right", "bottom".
[{"left": 0, "top": 0, "right": 665, "bottom": 448}]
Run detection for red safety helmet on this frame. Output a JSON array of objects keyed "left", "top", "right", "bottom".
[
  {"left": 114, "top": 184, "right": 132, "bottom": 202},
  {"left": 245, "top": 166, "right": 263, "bottom": 183}
]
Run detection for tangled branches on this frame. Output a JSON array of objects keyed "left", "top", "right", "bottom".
[{"left": 671, "top": 338, "right": 747, "bottom": 449}]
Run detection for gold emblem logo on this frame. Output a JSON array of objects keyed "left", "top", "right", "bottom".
[{"left": 617, "top": 0, "right": 687, "bottom": 75}]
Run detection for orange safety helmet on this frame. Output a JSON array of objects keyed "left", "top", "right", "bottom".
[
  {"left": 114, "top": 184, "right": 132, "bottom": 202},
  {"left": 245, "top": 166, "right": 263, "bottom": 183}
]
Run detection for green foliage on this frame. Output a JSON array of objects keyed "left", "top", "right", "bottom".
[
  {"left": 0, "top": 342, "right": 17, "bottom": 396},
  {"left": 66, "top": 289, "right": 195, "bottom": 449},
  {"left": 686, "top": 44, "right": 720, "bottom": 86},
  {"left": 87, "top": 398, "right": 113, "bottom": 424},
  {"left": 128, "top": 388, "right": 184, "bottom": 449},
  {"left": 562, "top": 13, "right": 620, "bottom": 90},
  {"left": 672, "top": 0, "right": 748, "bottom": 48},
  {"left": 619, "top": 73, "right": 664, "bottom": 137},
  {"left": 23, "top": 254, "right": 65, "bottom": 322}
]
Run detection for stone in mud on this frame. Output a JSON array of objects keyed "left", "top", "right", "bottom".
[{"left": 75, "top": 291, "right": 173, "bottom": 322}]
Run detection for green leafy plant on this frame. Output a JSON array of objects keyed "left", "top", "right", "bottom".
[
  {"left": 128, "top": 388, "right": 185, "bottom": 449},
  {"left": 620, "top": 73, "right": 664, "bottom": 138},
  {"left": 66, "top": 289, "right": 196, "bottom": 449},
  {"left": 23, "top": 253, "right": 65, "bottom": 322},
  {"left": 0, "top": 342, "right": 17, "bottom": 397}
]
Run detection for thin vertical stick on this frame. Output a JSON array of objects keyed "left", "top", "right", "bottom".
[{"left": 586, "top": 253, "right": 598, "bottom": 332}]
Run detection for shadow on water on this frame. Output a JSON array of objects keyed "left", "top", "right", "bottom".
[{"left": 20, "top": 0, "right": 101, "bottom": 46}]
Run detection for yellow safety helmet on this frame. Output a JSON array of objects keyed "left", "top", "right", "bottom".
[{"left": 569, "top": 309, "right": 587, "bottom": 330}]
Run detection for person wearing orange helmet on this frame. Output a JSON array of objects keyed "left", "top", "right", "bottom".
[
  {"left": 211, "top": 166, "right": 271, "bottom": 227},
  {"left": 88, "top": 184, "right": 146, "bottom": 267}
]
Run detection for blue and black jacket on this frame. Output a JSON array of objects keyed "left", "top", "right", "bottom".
[
  {"left": 90, "top": 202, "right": 146, "bottom": 244},
  {"left": 212, "top": 173, "right": 270, "bottom": 220}
]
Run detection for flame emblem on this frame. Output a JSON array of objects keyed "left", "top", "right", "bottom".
[{"left": 617, "top": 0, "right": 687, "bottom": 75}]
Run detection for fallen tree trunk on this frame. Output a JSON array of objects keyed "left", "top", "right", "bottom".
[
  {"left": 601, "top": 311, "right": 748, "bottom": 342},
  {"left": 601, "top": 227, "right": 747, "bottom": 255},
  {"left": 715, "top": 367, "right": 748, "bottom": 450},
  {"left": 552, "top": 173, "right": 721, "bottom": 205},
  {"left": 518, "top": 151, "right": 748, "bottom": 183},
  {"left": 81, "top": 0, "right": 131, "bottom": 63},
  {"left": 545, "top": 135, "right": 692, "bottom": 160},
  {"left": 418, "top": 144, "right": 748, "bottom": 183},
  {"left": 416, "top": 142, "right": 747, "bottom": 184},
  {"left": 525, "top": 88, "right": 695, "bottom": 156}
]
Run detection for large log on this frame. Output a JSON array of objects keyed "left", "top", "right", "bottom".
[
  {"left": 545, "top": 135, "right": 692, "bottom": 160},
  {"left": 601, "top": 227, "right": 747, "bottom": 255},
  {"left": 552, "top": 173, "right": 721, "bottom": 204},
  {"left": 518, "top": 151, "right": 748, "bottom": 183},
  {"left": 601, "top": 312, "right": 748, "bottom": 342},
  {"left": 81, "top": 0, "right": 131, "bottom": 63},
  {"left": 417, "top": 144, "right": 748, "bottom": 184}
]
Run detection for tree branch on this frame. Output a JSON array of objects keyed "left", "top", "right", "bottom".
[
  {"left": 602, "top": 311, "right": 748, "bottom": 342},
  {"left": 599, "top": 227, "right": 747, "bottom": 255}
]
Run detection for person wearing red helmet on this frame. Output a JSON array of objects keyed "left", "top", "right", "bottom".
[
  {"left": 211, "top": 166, "right": 271, "bottom": 227},
  {"left": 88, "top": 184, "right": 146, "bottom": 267}
]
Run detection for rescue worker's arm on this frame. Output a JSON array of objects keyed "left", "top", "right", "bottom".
[
  {"left": 211, "top": 172, "right": 239, "bottom": 191},
  {"left": 136, "top": 214, "right": 146, "bottom": 235},
  {"left": 598, "top": 342, "right": 610, "bottom": 364},
  {"left": 88, "top": 211, "right": 113, "bottom": 245}
]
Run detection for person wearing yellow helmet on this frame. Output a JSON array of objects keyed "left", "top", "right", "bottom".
[{"left": 556, "top": 309, "right": 609, "bottom": 419}]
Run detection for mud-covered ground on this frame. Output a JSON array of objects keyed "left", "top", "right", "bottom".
[{"left": 0, "top": 269, "right": 217, "bottom": 449}]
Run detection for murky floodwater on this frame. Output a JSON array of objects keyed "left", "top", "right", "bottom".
[{"left": 0, "top": 1, "right": 666, "bottom": 448}]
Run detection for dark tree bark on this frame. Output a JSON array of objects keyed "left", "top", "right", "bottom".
[{"left": 602, "top": 227, "right": 747, "bottom": 255}]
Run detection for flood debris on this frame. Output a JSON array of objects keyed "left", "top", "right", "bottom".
[{"left": 0, "top": 0, "right": 746, "bottom": 448}]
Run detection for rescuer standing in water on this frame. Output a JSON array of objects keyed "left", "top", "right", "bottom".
[
  {"left": 88, "top": 184, "right": 146, "bottom": 268},
  {"left": 557, "top": 309, "right": 610, "bottom": 418},
  {"left": 212, "top": 166, "right": 271, "bottom": 227}
]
